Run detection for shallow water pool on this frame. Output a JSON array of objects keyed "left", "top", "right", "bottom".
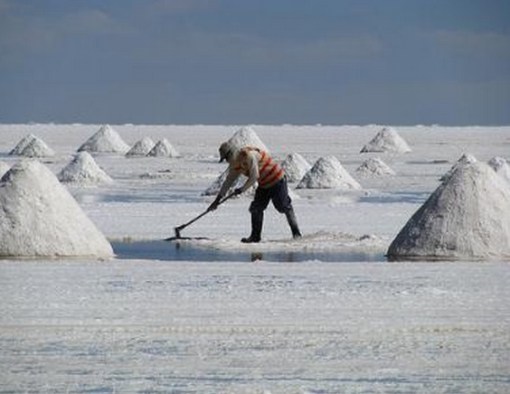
[{"left": 111, "top": 240, "right": 386, "bottom": 263}]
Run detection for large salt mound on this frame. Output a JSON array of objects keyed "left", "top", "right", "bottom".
[
  {"left": 58, "top": 152, "right": 113, "bottom": 185},
  {"left": 488, "top": 156, "right": 510, "bottom": 183},
  {"left": 0, "top": 160, "right": 113, "bottom": 258},
  {"left": 387, "top": 159, "right": 510, "bottom": 261},
  {"left": 147, "top": 139, "right": 180, "bottom": 157},
  {"left": 356, "top": 157, "right": 396, "bottom": 177},
  {"left": 360, "top": 127, "right": 411, "bottom": 154},
  {"left": 78, "top": 125, "right": 130, "bottom": 154},
  {"left": 281, "top": 153, "right": 311, "bottom": 182},
  {"left": 10, "top": 134, "right": 55, "bottom": 157},
  {"left": 228, "top": 126, "right": 269, "bottom": 152},
  {"left": 297, "top": 156, "right": 361, "bottom": 190},
  {"left": 126, "top": 137, "right": 156, "bottom": 157},
  {"left": 0, "top": 162, "right": 9, "bottom": 178}
]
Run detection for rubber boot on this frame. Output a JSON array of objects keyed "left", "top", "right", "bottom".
[
  {"left": 241, "top": 211, "right": 263, "bottom": 243},
  {"left": 285, "top": 208, "right": 302, "bottom": 239}
]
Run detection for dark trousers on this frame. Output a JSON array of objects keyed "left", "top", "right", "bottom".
[{"left": 249, "top": 177, "right": 293, "bottom": 215}]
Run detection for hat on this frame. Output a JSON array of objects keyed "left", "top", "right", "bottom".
[{"left": 219, "top": 141, "right": 235, "bottom": 163}]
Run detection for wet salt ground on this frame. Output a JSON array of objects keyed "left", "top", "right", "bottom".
[{"left": 111, "top": 240, "right": 386, "bottom": 262}]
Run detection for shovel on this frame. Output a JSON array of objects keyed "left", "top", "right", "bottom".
[{"left": 165, "top": 192, "right": 238, "bottom": 241}]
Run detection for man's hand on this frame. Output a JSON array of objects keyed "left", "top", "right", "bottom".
[{"left": 234, "top": 187, "right": 243, "bottom": 196}]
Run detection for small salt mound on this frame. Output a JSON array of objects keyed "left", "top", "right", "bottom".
[
  {"left": 10, "top": 134, "right": 55, "bottom": 157},
  {"left": 297, "top": 156, "right": 361, "bottom": 190},
  {"left": 281, "top": 153, "right": 311, "bottom": 182},
  {"left": 58, "top": 152, "right": 113, "bottom": 185},
  {"left": 10, "top": 134, "right": 37, "bottom": 155},
  {"left": 147, "top": 139, "right": 180, "bottom": 157},
  {"left": 440, "top": 153, "right": 477, "bottom": 182},
  {"left": 356, "top": 157, "right": 396, "bottom": 177},
  {"left": 360, "top": 127, "right": 411, "bottom": 154},
  {"left": 387, "top": 158, "right": 510, "bottom": 261},
  {"left": 203, "top": 169, "right": 253, "bottom": 196},
  {"left": 0, "top": 160, "right": 113, "bottom": 258},
  {"left": 78, "top": 125, "right": 130, "bottom": 154},
  {"left": 228, "top": 126, "right": 269, "bottom": 152},
  {"left": 0, "top": 161, "right": 10, "bottom": 178},
  {"left": 126, "top": 137, "right": 156, "bottom": 157},
  {"left": 488, "top": 156, "right": 510, "bottom": 183}
]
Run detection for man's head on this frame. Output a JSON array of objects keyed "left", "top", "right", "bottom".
[{"left": 219, "top": 141, "right": 235, "bottom": 163}]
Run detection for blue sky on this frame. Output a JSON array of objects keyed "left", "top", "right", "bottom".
[{"left": 1, "top": 0, "right": 509, "bottom": 125}]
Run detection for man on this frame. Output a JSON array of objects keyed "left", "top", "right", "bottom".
[{"left": 207, "top": 141, "right": 302, "bottom": 243}]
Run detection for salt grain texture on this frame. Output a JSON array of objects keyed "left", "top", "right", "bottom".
[
  {"left": 58, "top": 152, "right": 113, "bottom": 185},
  {"left": 281, "top": 153, "right": 311, "bottom": 182},
  {"left": 440, "top": 153, "right": 477, "bottom": 182},
  {"left": 78, "top": 125, "right": 130, "bottom": 154},
  {"left": 0, "top": 160, "right": 113, "bottom": 258},
  {"left": 297, "top": 156, "right": 361, "bottom": 189},
  {"left": 147, "top": 139, "right": 180, "bottom": 157},
  {"left": 387, "top": 158, "right": 510, "bottom": 261},
  {"left": 360, "top": 127, "right": 411, "bottom": 153},
  {"left": 488, "top": 156, "right": 510, "bottom": 183},
  {"left": 356, "top": 157, "right": 396, "bottom": 176},
  {"left": 126, "top": 137, "right": 156, "bottom": 157}
]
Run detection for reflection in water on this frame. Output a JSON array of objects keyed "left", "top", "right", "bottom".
[{"left": 112, "top": 240, "right": 386, "bottom": 263}]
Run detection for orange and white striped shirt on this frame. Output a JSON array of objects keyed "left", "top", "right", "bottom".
[{"left": 219, "top": 146, "right": 285, "bottom": 196}]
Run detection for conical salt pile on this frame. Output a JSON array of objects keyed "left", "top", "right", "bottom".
[
  {"left": 10, "top": 134, "right": 37, "bottom": 155},
  {"left": 10, "top": 134, "right": 55, "bottom": 157},
  {"left": 297, "top": 156, "right": 361, "bottom": 189},
  {"left": 147, "top": 139, "right": 180, "bottom": 157},
  {"left": 78, "top": 125, "right": 130, "bottom": 154},
  {"left": 356, "top": 157, "right": 396, "bottom": 177},
  {"left": 228, "top": 126, "right": 269, "bottom": 152},
  {"left": 0, "top": 161, "right": 10, "bottom": 178},
  {"left": 126, "top": 137, "right": 156, "bottom": 157},
  {"left": 281, "top": 153, "right": 311, "bottom": 182},
  {"left": 387, "top": 158, "right": 510, "bottom": 261},
  {"left": 440, "top": 153, "right": 477, "bottom": 182},
  {"left": 488, "top": 156, "right": 510, "bottom": 183},
  {"left": 360, "top": 127, "right": 411, "bottom": 154},
  {"left": 58, "top": 152, "right": 113, "bottom": 185},
  {"left": 0, "top": 160, "right": 113, "bottom": 258}
]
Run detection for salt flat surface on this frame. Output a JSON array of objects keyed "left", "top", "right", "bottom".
[
  {"left": 0, "top": 124, "right": 509, "bottom": 392},
  {"left": 1, "top": 260, "right": 509, "bottom": 393}
]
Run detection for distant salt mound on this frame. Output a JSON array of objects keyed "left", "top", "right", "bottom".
[
  {"left": 281, "top": 153, "right": 311, "bottom": 182},
  {"left": 356, "top": 157, "right": 396, "bottom": 177},
  {"left": 297, "top": 156, "right": 361, "bottom": 190},
  {"left": 440, "top": 153, "right": 477, "bottom": 182},
  {"left": 0, "top": 160, "right": 114, "bottom": 258},
  {"left": 10, "top": 134, "right": 55, "bottom": 157},
  {"left": 0, "top": 161, "right": 9, "bottom": 178},
  {"left": 387, "top": 158, "right": 510, "bottom": 261},
  {"left": 227, "top": 126, "right": 269, "bottom": 152},
  {"left": 58, "top": 152, "right": 113, "bottom": 185},
  {"left": 360, "top": 127, "right": 411, "bottom": 154},
  {"left": 147, "top": 139, "right": 180, "bottom": 157},
  {"left": 78, "top": 125, "right": 130, "bottom": 154},
  {"left": 488, "top": 156, "right": 510, "bottom": 183},
  {"left": 10, "top": 134, "right": 37, "bottom": 155},
  {"left": 126, "top": 137, "right": 156, "bottom": 157}
]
